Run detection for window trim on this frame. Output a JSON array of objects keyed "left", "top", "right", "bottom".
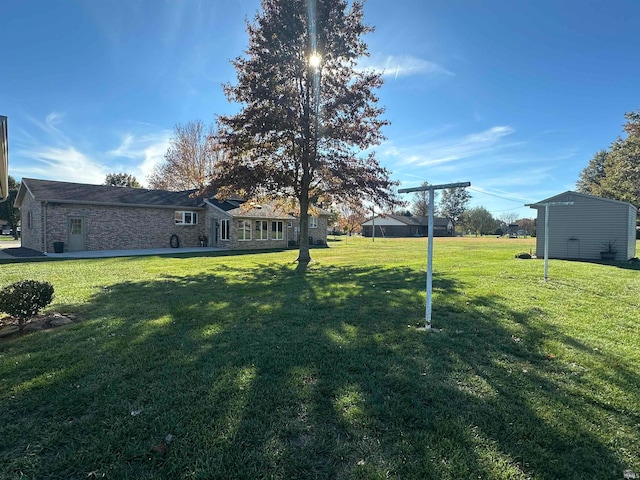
[
  {"left": 220, "top": 219, "right": 230, "bottom": 241},
  {"left": 238, "top": 220, "right": 252, "bottom": 241},
  {"left": 256, "top": 220, "right": 268, "bottom": 240},
  {"left": 271, "top": 220, "right": 284, "bottom": 240},
  {"left": 309, "top": 216, "right": 318, "bottom": 229},
  {"left": 175, "top": 211, "right": 198, "bottom": 225}
]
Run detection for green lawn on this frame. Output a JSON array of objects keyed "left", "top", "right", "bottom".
[{"left": 1, "top": 237, "right": 639, "bottom": 479}]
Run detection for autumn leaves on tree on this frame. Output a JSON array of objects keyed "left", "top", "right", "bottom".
[{"left": 212, "top": 0, "right": 396, "bottom": 263}]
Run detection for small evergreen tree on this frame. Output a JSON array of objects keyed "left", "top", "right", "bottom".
[{"left": 0, "top": 280, "right": 54, "bottom": 330}]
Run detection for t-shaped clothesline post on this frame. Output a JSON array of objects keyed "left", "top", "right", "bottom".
[
  {"left": 398, "top": 181, "right": 471, "bottom": 330},
  {"left": 525, "top": 201, "right": 574, "bottom": 281}
]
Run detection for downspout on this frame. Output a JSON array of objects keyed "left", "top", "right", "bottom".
[{"left": 43, "top": 201, "right": 47, "bottom": 253}]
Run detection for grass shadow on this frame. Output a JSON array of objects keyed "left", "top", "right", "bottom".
[{"left": 0, "top": 260, "right": 634, "bottom": 479}]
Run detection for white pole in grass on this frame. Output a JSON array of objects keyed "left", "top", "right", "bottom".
[
  {"left": 525, "top": 201, "right": 573, "bottom": 282},
  {"left": 371, "top": 206, "right": 375, "bottom": 242},
  {"left": 544, "top": 205, "right": 550, "bottom": 281},
  {"left": 426, "top": 188, "right": 435, "bottom": 327},
  {"left": 398, "top": 181, "right": 471, "bottom": 330}
]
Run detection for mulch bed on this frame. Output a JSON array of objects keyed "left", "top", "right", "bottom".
[
  {"left": 1, "top": 247, "right": 46, "bottom": 257},
  {"left": 0, "top": 312, "right": 79, "bottom": 339}
]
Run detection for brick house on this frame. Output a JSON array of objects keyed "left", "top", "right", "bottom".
[
  {"left": 15, "top": 178, "right": 328, "bottom": 254},
  {"left": 361, "top": 214, "right": 453, "bottom": 237}
]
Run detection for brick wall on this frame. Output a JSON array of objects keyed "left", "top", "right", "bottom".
[
  {"left": 228, "top": 216, "right": 291, "bottom": 250},
  {"left": 287, "top": 215, "right": 329, "bottom": 246},
  {"left": 19, "top": 194, "right": 44, "bottom": 251},
  {"left": 20, "top": 196, "right": 329, "bottom": 253},
  {"left": 38, "top": 203, "right": 206, "bottom": 252}
]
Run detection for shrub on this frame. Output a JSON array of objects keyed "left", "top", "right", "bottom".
[
  {"left": 515, "top": 252, "right": 532, "bottom": 259},
  {"left": 0, "top": 280, "right": 54, "bottom": 328}
]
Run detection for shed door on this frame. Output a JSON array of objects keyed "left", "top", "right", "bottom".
[{"left": 67, "top": 217, "right": 85, "bottom": 251}]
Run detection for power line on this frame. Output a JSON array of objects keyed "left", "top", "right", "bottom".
[
  {"left": 468, "top": 186, "right": 533, "bottom": 204},
  {"left": 491, "top": 206, "right": 528, "bottom": 213}
]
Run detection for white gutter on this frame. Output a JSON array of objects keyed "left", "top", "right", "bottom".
[
  {"left": 43, "top": 201, "right": 48, "bottom": 253},
  {"left": 0, "top": 115, "right": 8, "bottom": 202}
]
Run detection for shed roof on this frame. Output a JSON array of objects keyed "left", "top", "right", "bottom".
[{"left": 528, "top": 190, "right": 637, "bottom": 211}]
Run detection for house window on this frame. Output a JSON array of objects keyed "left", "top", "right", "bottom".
[
  {"left": 27, "top": 211, "right": 32, "bottom": 230},
  {"left": 175, "top": 211, "right": 198, "bottom": 225},
  {"left": 220, "top": 219, "right": 230, "bottom": 241},
  {"left": 238, "top": 220, "right": 251, "bottom": 241},
  {"left": 309, "top": 216, "right": 318, "bottom": 228},
  {"left": 272, "top": 221, "right": 284, "bottom": 240},
  {"left": 256, "top": 220, "right": 268, "bottom": 240},
  {"left": 70, "top": 218, "right": 82, "bottom": 235}
]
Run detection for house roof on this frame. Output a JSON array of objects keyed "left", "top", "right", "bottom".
[
  {"left": 362, "top": 214, "right": 452, "bottom": 227},
  {"left": 528, "top": 190, "right": 637, "bottom": 211},
  {"left": 16, "top": 178, "right": 333, "bottom": 220},
  {"left": 16, "top": 178, "right": 204, "bottom": 209},
  {"left": 226, "top": 202, "right": 297, "bottom": 219},
  {"left": 206, "top": 197, "right": 248, "bottom": 212}
]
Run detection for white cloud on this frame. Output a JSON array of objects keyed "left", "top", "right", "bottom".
[
  {"left": 358, "top": 54, "right": 453, "bottom": 78},
  {"left": 26, "top": 112, "right": 70, "bottom": 144},
  {"left": 386, "top": 126, "right": 517, "bottom": 167},
  {"left": 14, "top": 113, "right": 172, "bottom": 187},
  {"left": 108, "top": 131, "right": 173, "bottom": 186},
  {"left": 45, "top": 112, "right": 64, "bottom": 131},
  {"left": 479, "top": 167, "right": 554, "bottom": 189},
  {"left": 15, "top": 146, "right": 107, "bottom": 184}
]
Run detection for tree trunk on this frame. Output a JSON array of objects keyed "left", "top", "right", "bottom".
[{"left": 297, "top": 194, "right": 311, "bottom": 264}]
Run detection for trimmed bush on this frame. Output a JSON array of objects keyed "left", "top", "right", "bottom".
[{"left": 0, "top": 280, "right": 54, "bottom": 329}]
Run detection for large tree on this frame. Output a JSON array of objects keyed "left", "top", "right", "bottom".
[
  {"left": 464, "top": 206, "right": 495, "bottom": 237},
  {"left": 104, "top": 172, "right": 141, "bottom": 188},
  {"left": 336, "top": 200, "right": 366, "bottom": 236},
  {"left": 598, "top": 110, "right": 640, "bottom": 207},
  {"left": 149, "top": 120, "right": 224, "bottom": 192},
  {"left": 438, "top": 187, "right": 471, "bottom": 235},
  {"left": 515, "top": 217, "right": 536, "bottom": 237},
  {"left": 0, "top": 176, "right": 20, "bottom": 239},
  {"left": 411, "top": 181, "right": 430, "bottom": 217},
  {"left": 214, "top": 0, "right": 396, "bottom": 263},
  {"left": 576, "top": 149, "right": 608, "bottom": 196},
  {"left": 576, "top": 109, "right": 640, "bottom": 208}
]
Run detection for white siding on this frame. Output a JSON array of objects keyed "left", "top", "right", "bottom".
[
  {"left": 533, "top": 192, "right": 636, "bottom": 261},
  {"left": 626, "top": 204, "right": 637, "bottom": 260}
]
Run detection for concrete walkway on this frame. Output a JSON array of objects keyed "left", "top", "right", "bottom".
[
  {"left": 0, "top": 240, "right": 22, "bottom": 259},
  {"left": 45, "top": 246, "right": 226, "bottom": 259},
  {"left": 0, "top": 239, "right": 226, "bottom": 259}
]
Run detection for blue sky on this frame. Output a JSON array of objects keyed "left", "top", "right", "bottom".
[{"left": 2, "top": 0, "right": 639, "bottom": 219}]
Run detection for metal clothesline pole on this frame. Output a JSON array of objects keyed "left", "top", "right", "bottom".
[
  {"left": 525, "top": 201, "right": 574, "bottom": 282},
  {"left": 398, "top": 181, "right": 471, "bottom": 330}
]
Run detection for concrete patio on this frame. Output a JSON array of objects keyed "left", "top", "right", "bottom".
[{"left": 0, "top": 239, "right": 226, "bottom": 259}]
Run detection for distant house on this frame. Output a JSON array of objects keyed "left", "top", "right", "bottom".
[
  {"left": 15, "top": 178, "right": 328, "bottom": 254},
  {"left": 361, "top": 214, "right": 453, "bottom": 238},
  {"left": 528, "top": 191, "right": 637, "bottom": 261}
]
